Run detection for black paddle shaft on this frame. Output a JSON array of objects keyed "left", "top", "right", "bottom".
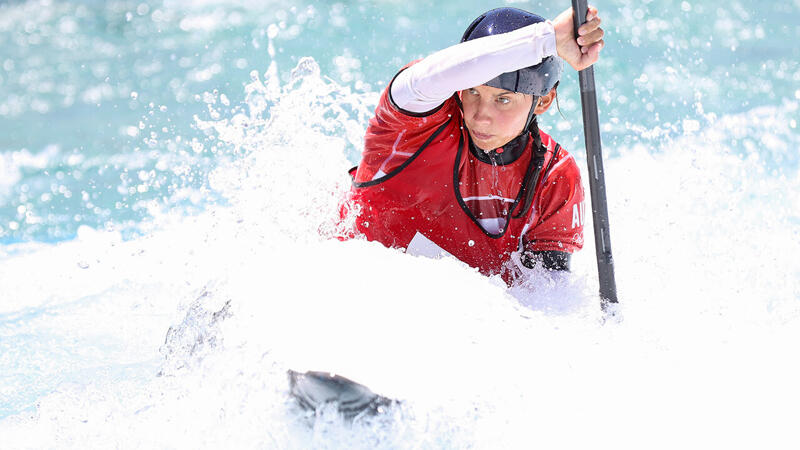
[{"left": 570, "top": 0, "right": 618, "bottom": 309}]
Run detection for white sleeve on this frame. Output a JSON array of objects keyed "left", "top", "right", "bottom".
[{"left": 390, "top": 21, "right": 557, "bottom": 114}]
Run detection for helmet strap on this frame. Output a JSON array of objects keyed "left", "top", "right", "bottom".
[
  {"left": 512, "top": 115, "right": 547, "bottom": 219},
  {"left": 524, "top": 96, "right": 539, "bottom": 133}
]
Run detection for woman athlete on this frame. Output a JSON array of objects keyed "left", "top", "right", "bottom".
[{"left": 342, "top": 6, "right": 606, "bottom": 284}]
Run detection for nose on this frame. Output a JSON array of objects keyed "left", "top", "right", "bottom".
[{"left": 470, "top": 98, "right": 492, "bottom": 126}]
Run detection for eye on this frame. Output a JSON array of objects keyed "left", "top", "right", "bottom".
[
  {"left": 468, "top": 88, "right": 479, "bottom": 95},
  {"left": 497, "top": 97, "right": 510, "bottom": 104}
]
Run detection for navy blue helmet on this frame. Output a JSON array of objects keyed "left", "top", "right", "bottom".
[{"left": 461, "top": 7, "right": 563, "bottom": 97}]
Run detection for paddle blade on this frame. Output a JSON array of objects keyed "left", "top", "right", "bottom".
[{"left": 288, "top": 370, "right": 394, "bottom": 419}]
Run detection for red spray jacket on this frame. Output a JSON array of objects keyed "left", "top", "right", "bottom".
[{"left": 343, "top": 82, "right": 584, "bottom": 284}]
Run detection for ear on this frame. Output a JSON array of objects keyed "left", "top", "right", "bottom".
[{"left": 533, "top": 87, "right": 557, "bottom": 115}]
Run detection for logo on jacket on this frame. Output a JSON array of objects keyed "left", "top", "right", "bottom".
[{"left": 571, "top": 201, "right": 586, "bottom": 229}]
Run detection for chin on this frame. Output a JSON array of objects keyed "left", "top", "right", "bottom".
[{"left": 470, "top": 136, "right": 498, "bottom": 151}]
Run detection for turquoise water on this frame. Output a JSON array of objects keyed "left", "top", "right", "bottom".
[
  {"left": 1, "top": 0, "right": 799, "bottom": 447},
  {"left": 2, "top": 0, "right": 797, "bottom": 243}
]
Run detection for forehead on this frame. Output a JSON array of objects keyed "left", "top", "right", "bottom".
[{"left": 473, "top": 84, "right": 524, "bottom": 97}]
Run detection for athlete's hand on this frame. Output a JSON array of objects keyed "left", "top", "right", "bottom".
[{"left": 552, "top": 5, "right": 605, "bottom": 71}]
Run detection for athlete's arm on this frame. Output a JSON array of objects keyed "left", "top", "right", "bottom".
[
  {"left": 390, "top": 21, "right": 556, "bottom": 114},
  {"left": 521, "top": 144, "right": 585, "bottom": 269},
  {"left": 391, "top": 6, "right": 605, "bottom": 114}
]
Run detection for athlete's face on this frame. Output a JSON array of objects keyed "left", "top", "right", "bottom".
[{"left": 460, "top": 85, "right": 534, "bottom": 151}]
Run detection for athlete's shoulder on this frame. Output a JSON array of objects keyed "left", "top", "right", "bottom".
[
  {"left": 538, "top": 129, "right": 580, "bottom": 180},
  {"left": 374, "top": 60, "right": 460, "bottom": 124},
  {"left": 366, "top": 61, "right": 461, "bottom": 146},
  {"left": 524, "top": 129, "right": 585, "bottom": 254},
  {"left": 356, "top": 63, "right": 461, "bottom": 184}
]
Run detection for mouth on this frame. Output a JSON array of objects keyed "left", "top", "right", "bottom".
[{"left": 471, "top": 130, "right": 493, "bottom": 141}]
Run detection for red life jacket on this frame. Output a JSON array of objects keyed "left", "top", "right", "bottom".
[{"left": 343, "top": 88, "right": 584, "bottom": 284}]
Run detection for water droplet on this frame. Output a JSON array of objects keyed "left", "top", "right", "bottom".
[{"left": 267, "top": 23, "right": 279, "bottom": 39}]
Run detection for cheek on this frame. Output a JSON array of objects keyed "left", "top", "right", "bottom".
[
  {"left": 498, "top": 109, "right": 527, "bottom": 135},
  {"left": 460, "top": 96, "right": 476, "bottom": 117}
]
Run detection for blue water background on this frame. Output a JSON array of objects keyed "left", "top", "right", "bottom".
[{"left": 1, "top": 0, "right": 797, "bottom": 243}]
